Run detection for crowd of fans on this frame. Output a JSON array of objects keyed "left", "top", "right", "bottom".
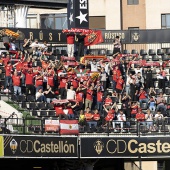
[{"left": 0, "top": 37, "right": 170, "bottom": 133}]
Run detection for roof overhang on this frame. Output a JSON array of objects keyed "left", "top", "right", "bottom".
[{"left": 0, "top": 0, "right": 68, "bottom": 9}]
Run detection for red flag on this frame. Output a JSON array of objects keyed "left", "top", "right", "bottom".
[
  {"left": 84, "top": 30, "right": 103, "bottom": 46},
  {"left": 60, "top": 120, "right": 79, "bottom": 135}
]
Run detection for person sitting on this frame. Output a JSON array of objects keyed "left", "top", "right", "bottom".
[
  {"left": 112, "top": 109, "right": 126, "bottom": 132},
  {"left": 156, "top": 92, "right": 167, "bottom": 115},
  {"left": 135, "top": 108, "right": 145, "bottom": 125},
  {"left": 44, "top": 85, "right": 56, "bottom": 103},
  {"left": 154, "top": 110, "right": 165, "bottom": 129},
  {"left": 35, "top": 87, "right": 47, "bottom": 102},
  {"left": 145, "top": 109, "right": 154, "bottom": 131},
  {"left": 148, "top": 96, "right": 156, "bottom": 112},
  {"left": 138, "top": 87, "right": 148, "bottom": 108},
  {"left": 84, "top": 107, "right": 97, "bottom": 128},
  {"left": 78, "top": 110, "right": 86, "bottom": 127},
  {"left": 93, "top": 109, "right": 101, "bottom": 127}
]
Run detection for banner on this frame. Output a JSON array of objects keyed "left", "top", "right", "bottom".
[
  {"left": 0, "top": 136, "right": 4, "bottom": 157},
  {"left": 4, "top": 135, "right": 78, "bottom": 158},
  {"left": 80, "top": 137, "right": 170, "bottom": 158},
  {"left": 45, "top": 119, "right": 59, "bottom": 132},
  {"left": 60, "top": 120, "right": 79, "bottom": 135},
  {"left": 84, "top": 30, "right": 104, "bottom": 46},
  {"left": 67, "top": 0, "right": 89, "bottom": 29}
]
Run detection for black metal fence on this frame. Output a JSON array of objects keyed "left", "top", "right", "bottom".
[{"left": 0, "top": 117, "right": 170, "bottom": 136}]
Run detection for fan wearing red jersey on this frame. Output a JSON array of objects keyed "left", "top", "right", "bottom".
[
  {"left": 116, "top": 75, "right": 125, "bottom": 103},
  {"left": 12, "top": 71, "right": 22, "bottom": 95}
]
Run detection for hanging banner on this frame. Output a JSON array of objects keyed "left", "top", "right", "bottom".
[
  {"left": 80, "top": 137, "right": 170, "bottom": 158},
  {"left": 44, "top": 119, "right": 60, "bottom": 132},
  {"left": 4, "top": 135, "right": 78, "bottom": 158},
  {"left": 67, "top": 0, "right": 89, "bottom": 29}
]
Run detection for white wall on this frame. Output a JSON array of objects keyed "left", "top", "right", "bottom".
[
  {"left": 145, "top": 0, "right": 170, "bottom": 29},
  {"left": 89, "top": 0, "right": 121, "bottom": 30}
]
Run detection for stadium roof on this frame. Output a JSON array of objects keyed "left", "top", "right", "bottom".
[{"left": 0, "top": 0, "right": 68, "bottom": 9}]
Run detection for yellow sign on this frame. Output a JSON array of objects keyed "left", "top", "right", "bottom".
[{"left": 0, "top": 136, "right": 4, "bottom": 157}]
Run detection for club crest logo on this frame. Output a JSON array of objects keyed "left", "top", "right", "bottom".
[
  {"left": 10, "top": 139, "right": 18, "bottom": 154},
  {"left": 87, "top": 32, "right": 97, "bottom": 43},
  {"left": 93, "top": 139, "right": 104, "bottom": 155},
  {"left": 132, "top": 32, "right": 140, "bottom": 42}
]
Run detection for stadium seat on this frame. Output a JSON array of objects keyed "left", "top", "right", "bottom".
[
  {"left": 123, "top": 50, "right": 130, "bottom": 54},
  {"left": 165, "top": 88, "right": 170, "bottom": 95},
  {"left": 34, "top": 126, "right": 41, "bottom": 133},
  {"left": 48, "top": 110, "right": 56, "bottom": 117},
  {"left": 162, "top": 54, "right": 169, "bottom": 61},
  {"left": 32, "top": 110, "right": 38, "bottom": 116},
  {"left": 152, "top": 55, "right": 159, "bottom": 61},
  {"left": 40, "top": 110, "right": 48, "bottom": 117},
  {"left": 37, "top": 102, "right": 47, "bottom": 110},
  {"left": 131, "top": 49, "right": 138, "bottom": 54},
  {"left": 166, "top": 48, "right": 170, "bottom": 55},
  {"left": 27, "top": 95, "right": 35, "bottom": 102},
  {"left": 155, "top": 88, "right": 163, "bottom": 95},
  {"left": 79, "top": 126, "right": 85, "bottom": 133},
  {"left": 53, "top": 49, "right": 60, "bottom": 55},
  {"left": 142, "top": 55, "right": 149, "bottom": 61},
  {"left": 0, "top": 74, "right": 5, "bottom": 79},
  {"left": 106, "top": 50, "right": 113, "bottom": 56},
  {"left": 148, "top": 49, "right": 156, "bottom": 56},
  {"left": 28, "top": 126, "right": 35, "bottom": 132},
  {"left": 140, "top": 125, "right": 149, "bottom": 133},
  {"left": 167, "top": 97, "right": 170, "bottom": 104},
  {"left": 18, "top": 95, "right": 26, "bottom": 102},
  {"left": 46, "top": 103, "right": 54, "bottom": 110},
  {"left": 160, "top": 125, "right": 169, "bottom": 132},
  {"left": 36, "top": 61, "right": 42, "bottom": 67},
  {"left": 98, "top": 49, "right": 106, "bottom": 56},
  {"left": 11, "top": 94, "right": 18, "bottom": 102},
  {"left": 140, "top": 49, "right": 147, "bottom": 56},
  {"left": 157, "top": 49, "right": 164, "bottom": 56},
  {"left": 27, "top": 102, "right": 37, "bottom": 110},
  {"left": 129, "top": 125, "right": 137, "bottom": 133},
  {"left": 49, "top": 55, "right": 56, "bottom": 61},
  {"left": 96, "top": 126, "right": 104, "bottom": 133},
  {"left": 141, "top": 103, "right": 148, "bottom": 110},
  {"left": 61, "top": 50, "right": 68, "bottom": 56}
]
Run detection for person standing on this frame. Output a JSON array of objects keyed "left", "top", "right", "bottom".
[
  {"left": 76, "top": 33, "right": 86, "bottom": 60},
  {"left": 66, "top": 32, "right": 75, "bottom": 57},
  {"left": 113, "top": 35, "right": 121, "bottom": 55}
]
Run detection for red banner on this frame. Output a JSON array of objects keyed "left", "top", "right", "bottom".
[{"left": 84, "top": 30, "right": 103, "bottom": 46}]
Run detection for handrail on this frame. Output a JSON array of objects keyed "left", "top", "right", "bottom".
[{"left": 0, "top": 117, "right": 169, "bottom": 136}]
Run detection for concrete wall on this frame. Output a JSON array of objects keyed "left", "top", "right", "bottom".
[
  {"left": 89, "top": 0, "right": 121, "bottom": 30},
  {"left": 145, "top": 0, "right": 170, "bottom": 29},
  {"left": 122, "top": 0, "right": 146, "bottom": 30}
]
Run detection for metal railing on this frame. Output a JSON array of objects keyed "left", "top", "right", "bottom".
[{"left": 0, "top": 117, "right": 170, "bottom": 136}]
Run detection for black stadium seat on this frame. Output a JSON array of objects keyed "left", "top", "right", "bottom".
[
  {"left": 166, "top": 48, "right": 170, "bottom": 55},
  {"left": 148, "top": 49, "right": 156, "bottom": 56},
  {"left": 27, "top": 95, "right": 35, "bottom": 102},
  {"left": 106, "top": 50, "right": 113, "bottom": 56},
  {"left": 157, "top": 49, "right": 164, "bottom": 55},
  {"left": 140, "top": 49, "right": 147, "bottom": 56}
]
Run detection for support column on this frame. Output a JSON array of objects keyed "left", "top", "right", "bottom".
[{"left": 15, "top": 5, "right": 29, "bottom": 28}]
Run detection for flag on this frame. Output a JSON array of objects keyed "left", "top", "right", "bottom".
[
  {"left": 60, "top": 120, "right": 79, "bottom": 135},
  {"left": 84, "top": 30, "right": 103, "bottom": 46},
  {"left": 45, "top": 119, "right": 60, "bottom": 132}
]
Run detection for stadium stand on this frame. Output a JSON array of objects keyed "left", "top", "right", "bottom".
[{"left": 0, "top": 46, "right": 170, "bottom": 135}]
